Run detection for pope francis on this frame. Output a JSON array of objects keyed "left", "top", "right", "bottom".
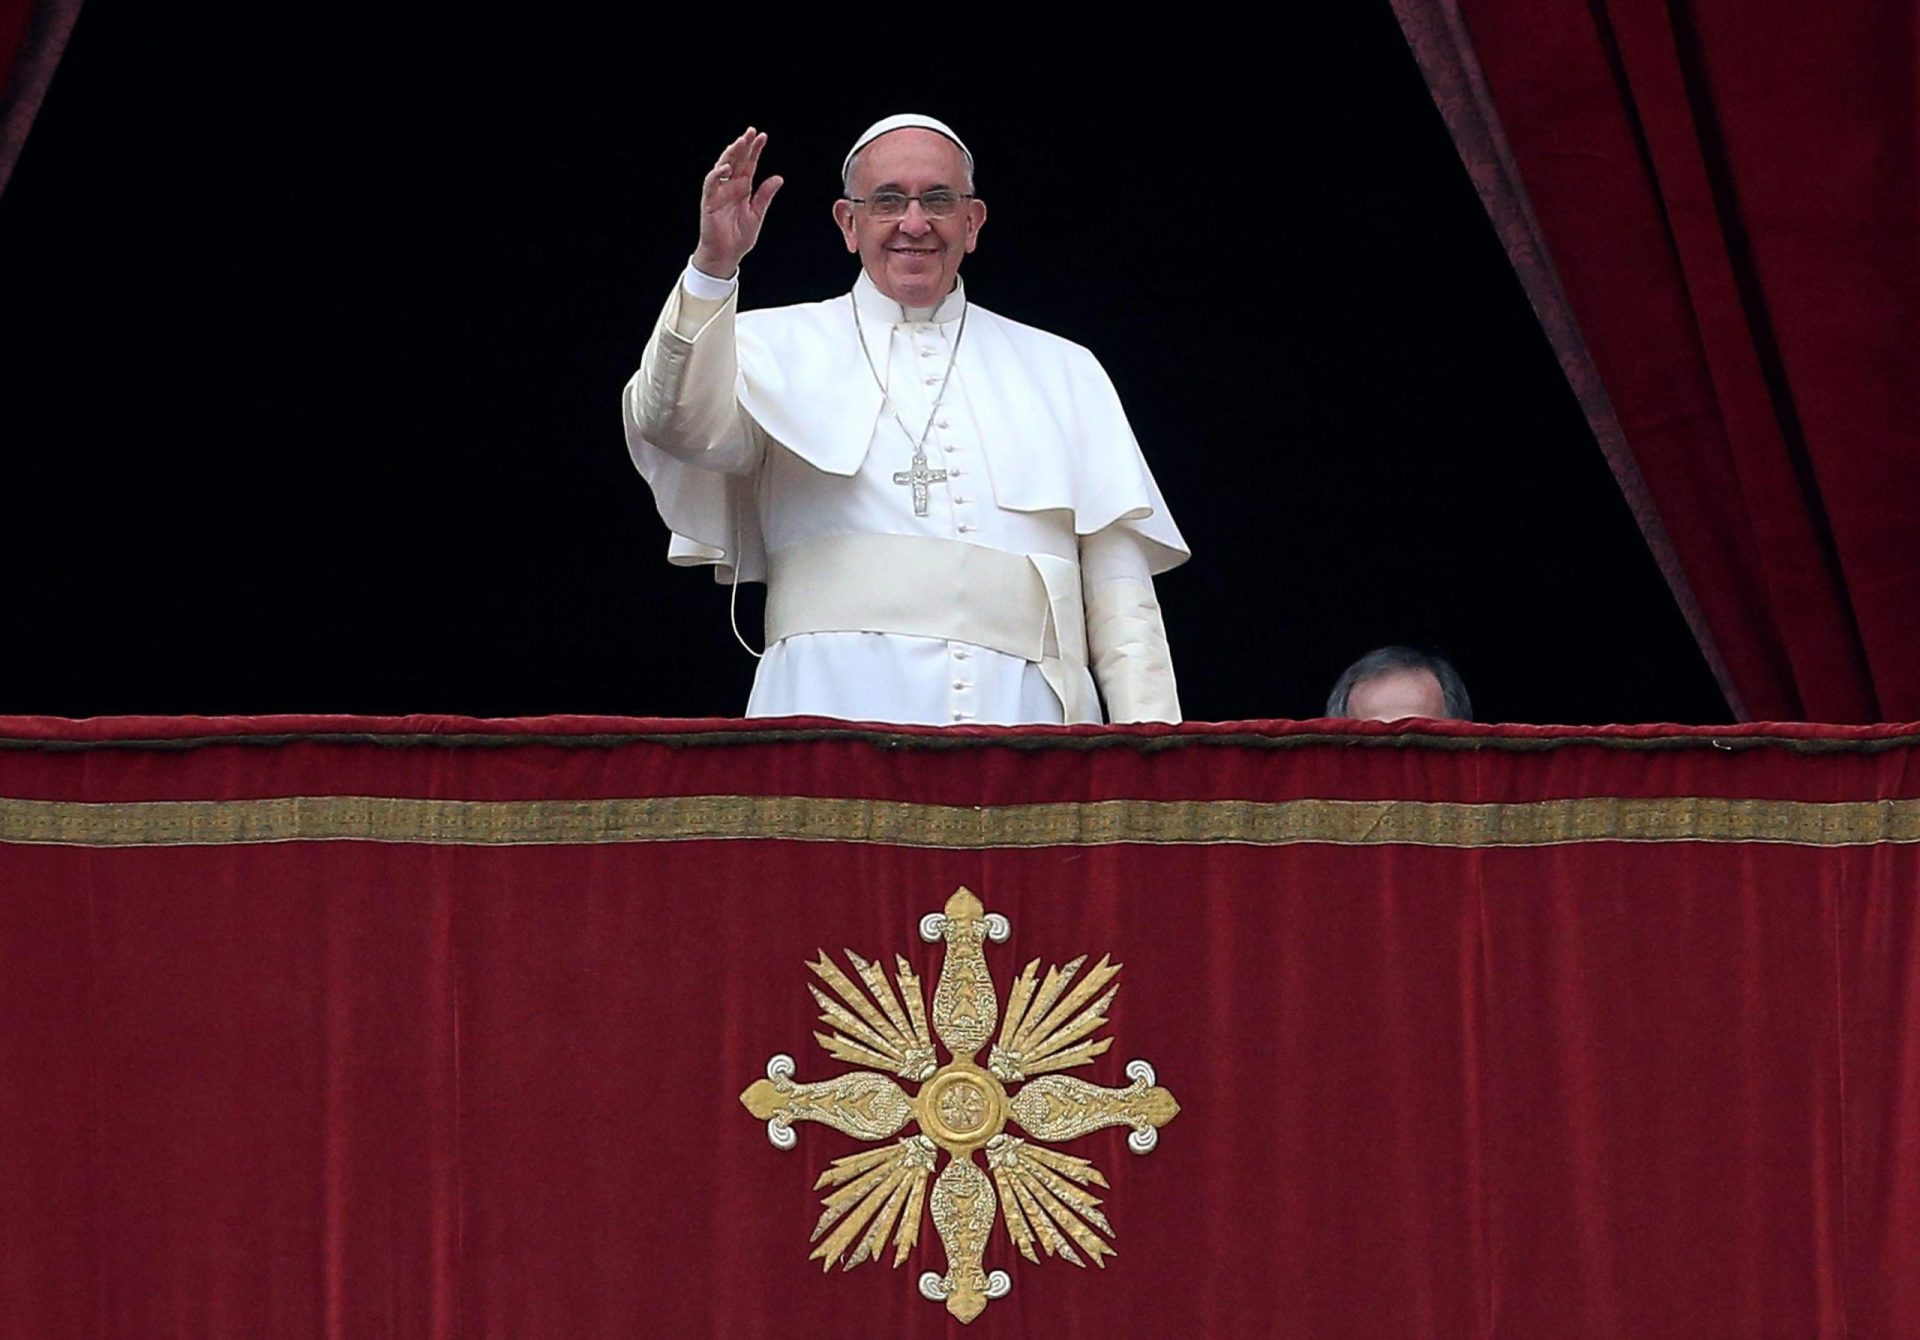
[{"left": 623, "top": 114, "right": 1189, "bottom": 726}]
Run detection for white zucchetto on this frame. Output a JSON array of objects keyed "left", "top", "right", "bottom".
[{"left": 841, "top": 114, "right": 974, "bottom": 182}]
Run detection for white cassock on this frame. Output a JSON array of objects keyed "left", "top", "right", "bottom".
[{"left": 622, "top": 265, "right": 1190, "bottom": 726}]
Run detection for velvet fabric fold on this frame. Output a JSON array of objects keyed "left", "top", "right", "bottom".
[{"left": 1394, "top": 0, "right": 1920, "bottom": 723}]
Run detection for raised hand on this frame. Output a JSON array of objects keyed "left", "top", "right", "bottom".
[{"left": 692, "top": 127, "right": 784, "bottom": 280}]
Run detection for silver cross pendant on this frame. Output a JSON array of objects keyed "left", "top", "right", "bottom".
[{"left": 892, "top": 449, "right": 948, "bottom": 517}]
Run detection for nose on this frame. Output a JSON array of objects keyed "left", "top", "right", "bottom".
[{"left": 897, "top": 200, "right": 934, "bottom": 235}]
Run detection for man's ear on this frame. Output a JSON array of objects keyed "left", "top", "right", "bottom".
[
  {"left": 964, "top": 198, "right": 987, "bottom": 254},
  {"left": 832, "top": 199, "right": 858, "bottom": 253}
]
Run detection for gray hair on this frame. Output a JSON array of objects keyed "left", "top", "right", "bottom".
[
  {"left": 842, "top": 146, "right": 976, "bottom": 196},
  {"left": 1325, "top": 646, "right": 1473, "bottom": 721}
]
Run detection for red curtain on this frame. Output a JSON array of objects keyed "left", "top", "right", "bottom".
[
  {"left": 1393, "top": 0, "right": 1920, "bottom": 724},
  {"left": 0, "top": 0, "right": 82, "bottom": 201},
  {"left": 3, "top": 713, "right": 1919, "bottom": 1337}
]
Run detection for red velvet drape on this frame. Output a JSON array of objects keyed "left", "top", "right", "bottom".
[
  {"left": 0, "top": 0, "right": 81, "bottom": 201},
  {"left": 4, "top": 714, "right": 1919, "bottom": 1337},
  {"left": 1394, "top": 0, "right": 1920, "bottom": 724}
]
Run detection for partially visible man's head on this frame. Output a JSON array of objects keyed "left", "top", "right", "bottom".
[
  {"left": 1326, "top": 646, "right": 1473, "bottom": 722},
  {"left": 833, "top": 118, "right": 985, "bottom": 309}
]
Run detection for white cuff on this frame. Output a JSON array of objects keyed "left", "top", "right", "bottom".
[
  {"left": 1086, "top": 577, "right": 1181, "bottom": 724},
  {"left": 683, "top": 263, "right": 738, "bottom": 301}
]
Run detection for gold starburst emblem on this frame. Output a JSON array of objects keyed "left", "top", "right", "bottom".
[{"left": 740, "top": 887, "right": 1181, "bottom": 1323}]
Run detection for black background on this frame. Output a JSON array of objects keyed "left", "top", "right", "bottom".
[{"left": 1, "top": 7, "right": 1729, "bottom": 724}]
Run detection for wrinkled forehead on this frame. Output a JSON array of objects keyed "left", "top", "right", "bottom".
[{"left": 848, "top": 128, "right": 972, "bottom": 191}]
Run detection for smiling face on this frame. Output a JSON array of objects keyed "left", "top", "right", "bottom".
[{"left": 832, "top": 128, "right": 986, "bottom": 308}]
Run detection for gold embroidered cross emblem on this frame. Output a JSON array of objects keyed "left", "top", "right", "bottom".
[{"left": 740, "top": 887, "right": 1181, "bottom": 1323}]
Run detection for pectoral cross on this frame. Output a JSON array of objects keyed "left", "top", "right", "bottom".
[{"left": 892, "top": 448, "right": 948, "bottom": 517}]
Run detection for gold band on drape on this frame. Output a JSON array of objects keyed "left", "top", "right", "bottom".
[{"left": 3, "top": 793, "right": 1916, "bottom": 849}]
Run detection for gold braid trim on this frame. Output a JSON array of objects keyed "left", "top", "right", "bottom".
[
  {"left": 5, "top": 727, "right": 1920, "bottom": 756},
  {"left": 1, "top": 793, "right": 1917, "bottom": 849}
]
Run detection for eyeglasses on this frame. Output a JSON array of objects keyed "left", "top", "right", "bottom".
[{"left": 843, "top": 190, "right": 974, "bottom": 221}]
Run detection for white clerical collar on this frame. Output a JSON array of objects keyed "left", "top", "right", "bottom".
[{"left": 852, "top": 269, "right": 966, "bottom": 327}]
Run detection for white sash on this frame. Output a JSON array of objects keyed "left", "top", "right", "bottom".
[{"left": 764, "top": 534, "right": 1094, "bottom": 721}]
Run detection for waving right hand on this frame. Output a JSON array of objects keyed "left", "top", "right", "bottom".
[{"left": 691, "top": 127, "right": 784, "bottom": 280}]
